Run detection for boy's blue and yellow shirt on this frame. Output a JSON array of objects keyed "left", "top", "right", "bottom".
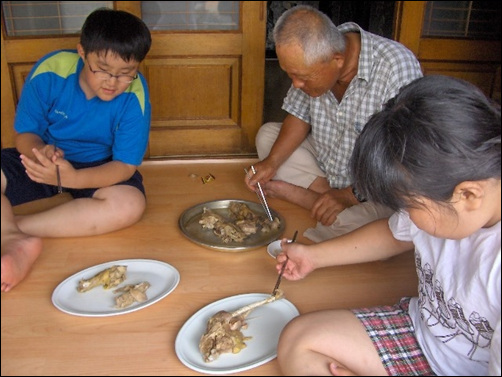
[{"left": 15, "top": 49, "right": 151, "bottom": 166}]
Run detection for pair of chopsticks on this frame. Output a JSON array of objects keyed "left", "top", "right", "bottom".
[
  {"left": 54, "top": 144, "right": 62, "bottom": 194},
  {"left": 272, "top": 230, "right": 298, "bottom": 295},
  {"left": 244, "top": 166, "right": 273, "bottom": 222}
]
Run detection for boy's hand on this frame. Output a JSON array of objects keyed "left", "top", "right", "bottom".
[
  {"left": 20, "top": 147, "right": 68, "bottom": 187},
  {"left": 51, "top": 144, "right": 65, "bottom": 161}
]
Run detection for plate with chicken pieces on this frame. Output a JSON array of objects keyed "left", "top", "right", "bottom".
[
  {"left": 52, "top": 259, "right": 180, "bottom": 317},
  {"left": 179, "top": 200, "right": 285, "bottom": 252},
  {"left": 175, "top": 292, "right": 299, "bottom": 374}
]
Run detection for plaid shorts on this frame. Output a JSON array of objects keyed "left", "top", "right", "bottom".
[{"left": 352, "top": 297, "right": 436, "bottom": 376}]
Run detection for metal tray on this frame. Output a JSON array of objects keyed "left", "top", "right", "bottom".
[{"left": 178, "top": 199, "right": 285, "bottom": 252}]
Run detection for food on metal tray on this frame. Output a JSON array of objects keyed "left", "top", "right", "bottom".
[
  {"left": 198, "top": 202, "right": 281, "bottom": 243},
  {"left": 199, "top": 207, "right": 247, "bottom": 243}
]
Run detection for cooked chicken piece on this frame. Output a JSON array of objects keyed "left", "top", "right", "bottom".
[
  {"left": 77, "top": 265, "right": 127, "bottom": 293},
  {"left": 113, "top": 281, "right": 151, "bottom": 309},
  {"left": 230, "top": 202, "right": 281, "bottom": 234},
  {"left": 235, "top": 219, "right": 258, "bottom": 235},
  {"left": 199, "top": 290, "right": 284, "bottom": 362},
  {"left": 200, "top": 207, "right": 247, "bottom": 243},
  {"left": 228, "top": 202, "right": 258, "bottom": 221},
  {"left": 213, "top": 222, "right": 247, "bottom": 243},
  {"left": 260, "top": 217, "right": 281, "bottom": 233},
  {"left": 198, "top": 310, "right": 250, "bottom": 363},
  {"left": 199, "top": 207, "right": 225, "bottom": 229}
]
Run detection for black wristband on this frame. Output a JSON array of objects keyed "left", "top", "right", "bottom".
[{"left": 352, "top": 186, "right": 367, "bottom": 202}]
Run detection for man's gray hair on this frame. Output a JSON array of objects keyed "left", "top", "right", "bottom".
[{"left": 273, "top": 5, "right": 346, "bottom": 66}]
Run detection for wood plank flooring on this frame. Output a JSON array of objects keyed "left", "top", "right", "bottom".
[{"left": 1, "top": 159, "right": 418, "bottom": 376}]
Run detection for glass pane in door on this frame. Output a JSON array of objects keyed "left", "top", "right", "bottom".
[
  {"left": 2, "top": 1, "right": 113, "bottom": 36},
  {"left": 422, "top": 1, "right": 500, "bottom": 40},
  {"left": 141, "top": 1, "right": 239, "bottom": 31}
]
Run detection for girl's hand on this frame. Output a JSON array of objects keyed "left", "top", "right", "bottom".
[{"left": 275, "top": 240, "right": 316, "bottom": 281}]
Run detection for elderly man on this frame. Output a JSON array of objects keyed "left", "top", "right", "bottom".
[{"left": 245, "top": 5, "right": 423, "bottom": 242}]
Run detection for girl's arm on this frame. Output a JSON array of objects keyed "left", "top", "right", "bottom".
[{"left": 278, "top": 218, "right": 413, "bottom": 281}]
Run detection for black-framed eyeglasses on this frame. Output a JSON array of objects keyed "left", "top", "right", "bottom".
[{"left": 87, "top": 61, "right": 138, "bottom": 84}]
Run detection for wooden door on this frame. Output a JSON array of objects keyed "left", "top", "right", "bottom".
[
  {"left": 1, "top": 1, "right": 267, "bottom": 158},
  {"left": 394, "top": 1, "right": 500, "bottom": 101}
]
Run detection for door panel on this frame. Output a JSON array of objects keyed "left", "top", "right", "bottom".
[
  {"left": 148, "top": 58, "right": 239, "bottom": 123},
  {"left": 1, "top": 36, "right": 80, "bottom": 149},
  {"left": 394, "top": 1, "right": 500, "bottom": 100},
  {"left": 147, "top": 56, "right": 241, "bottom": 156},
  {"left": 11, "top": 65, "right": 34, "bottom": 106},
  {"left": 420, "top": 61, "right": 498, "bottom": 97}
]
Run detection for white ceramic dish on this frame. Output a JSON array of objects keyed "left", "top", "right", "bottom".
[
  {"left": 175, "top": 293, "right": 299, "bottom": 374},
  {"left": 267, "top": 240, "right": 283, "bottom": 258},
  {"left": 266, "top": 239, "right": 292, "bottom": 258},
  {"left": 52, "top": 259, "right": 180, "bottom": 317}
]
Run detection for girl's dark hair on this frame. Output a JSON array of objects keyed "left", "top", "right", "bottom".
[
  {"left": 80, "top": 8, "right": 152, "bottom": 62},
  {"left": 350, "top": 75, "right": 501, "bottom": 211}
]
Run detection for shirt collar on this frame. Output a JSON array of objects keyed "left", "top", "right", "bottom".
[{"left": 337, "top": 22, "right": 373, "bottom": 83}]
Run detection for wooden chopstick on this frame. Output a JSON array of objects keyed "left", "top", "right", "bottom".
[
  {"left": 272, "top": 230, "right": 297, "bottom": 295},
  {"left": 54, "top": 143, "right": 62, "bottom": 194}
]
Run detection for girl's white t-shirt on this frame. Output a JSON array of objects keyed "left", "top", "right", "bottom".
[{"left": 389, "top": 211, "right": 501, "bottom": 376}]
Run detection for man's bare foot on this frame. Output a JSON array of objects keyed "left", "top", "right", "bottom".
[
  {"left": 1, "top": 235, "right": 42, "bottom": 292},
  {"left": 263, "top": 180, "right": 318, "bottom": 210}
]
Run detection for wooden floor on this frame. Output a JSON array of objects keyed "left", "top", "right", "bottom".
[{"left": 1, "top": 158, "right": 418, "bottom": 376}]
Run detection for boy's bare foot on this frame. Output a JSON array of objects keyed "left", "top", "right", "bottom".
[{"left": 1, "top": 235, "right": 42, "bottom": 292}]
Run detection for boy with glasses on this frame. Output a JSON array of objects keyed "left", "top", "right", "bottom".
[{"left": 1, "top": 8, "right": 152, "bottom": 292}]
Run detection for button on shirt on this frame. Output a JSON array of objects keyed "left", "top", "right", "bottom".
[{"left": 282, "top": 22, "right": 423, "bottom": 188}]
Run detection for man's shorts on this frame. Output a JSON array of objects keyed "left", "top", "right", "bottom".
[
  {"left": 1, "top": 148, "right": 145, "bottom": 206},
  {"left": 352, "top": 297, "right": 436, "bottom": 376}
]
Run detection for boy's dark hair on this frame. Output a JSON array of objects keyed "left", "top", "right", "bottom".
[
  {"left": 350, "top": 75, "right": 501, "bottom": 211},
  {"left": 80, "top": 8, "right": 151, "bottom": 62}
]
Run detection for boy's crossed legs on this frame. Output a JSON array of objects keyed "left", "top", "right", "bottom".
[{"left": 1, "top": 169, "right": 145, "bottom": 292}]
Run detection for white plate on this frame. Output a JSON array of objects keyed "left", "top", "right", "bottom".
[
  {"left": 52, "top": 259, "right": 180, "bottom": 317},
  {"left": 175, "top": 293, "right": 299, "bottom": 374}
]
